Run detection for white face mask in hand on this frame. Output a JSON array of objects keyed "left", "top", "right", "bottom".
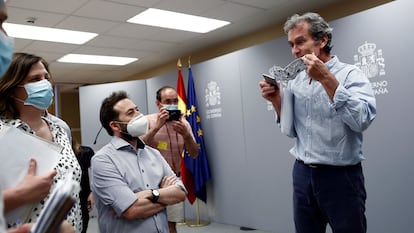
[
  {"left": 268, "top": 57, "right": 307, "bottom": 81},
  {"left": 126, "top": 114, "right": 148, "bottom": 137}
]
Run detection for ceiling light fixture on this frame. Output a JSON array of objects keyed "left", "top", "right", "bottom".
[
  {"left": 3, "top": 23, "right": 98, "bottom": 44},
  {"left": 127, "top": 8, "right": 230, "bottom": 33},
  {"left": 57, "top": 54, "right": 138, "bottom": 66}
]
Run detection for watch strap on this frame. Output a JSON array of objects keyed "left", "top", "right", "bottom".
[{"left": 151, "top": 189, "right": 159, "bottom": 203}]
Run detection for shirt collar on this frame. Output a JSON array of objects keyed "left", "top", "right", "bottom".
[
  {"left": 137, "top": 138, "right": 145, "bottom": 149},
  {"left": 325, "top": 55, "right": 339, "bottom": 70},
  {"left": 111, "top": 136, "right": 145, "bottom": 151}
]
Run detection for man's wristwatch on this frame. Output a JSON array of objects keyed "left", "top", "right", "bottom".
[{"left": 150, "top": 189, "right": 160, "bottom": 203}]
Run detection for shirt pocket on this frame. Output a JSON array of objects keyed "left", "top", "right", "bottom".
[{"left": 313, "top": 92, "right": 335, "bottom": 119}]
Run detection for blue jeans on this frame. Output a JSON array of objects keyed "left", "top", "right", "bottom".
[{"left": 292, "top": 160, "right": 367, "bottom": 233}]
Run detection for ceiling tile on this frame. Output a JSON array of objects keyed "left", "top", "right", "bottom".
[
  {"left": 6, "top": 0, "right": 89, "bottom": 14},
  {"left": 6, "top": 7, "right": 67, "bottom": 26},
  {"left": 87, "top": 35, "right": 176, "bottom": 52},
  {"left": 203, "top": 2, "right": 263, "bottom": 22},
  {"left": 72, "top": 45, "right": 154, "bottom": 58},
  {"left": 12, "top": 39, "right": 35, "bottom": 51},
  {"left": 55, "top": 16, "right": 119, "bottom": 33},
  {"left": 73, "top": 0, "right": 146, "bottom": 22},
  {"left": 149, "top": 29, "right": 197, "bottom": 43},
  {"left": 22, "top": 41, "right": 78, "bottom": 54},
  {"left": 105, "top": 22, "right": 162, "bottom": 39},
  {"left": 226, "top": 0, "right": 290, "bottom": 9},
  {"left": 104, "top": 0, "right": 163, "bottom": 8},
  {"left": 153, "top": 0, "right": 225, "bottom": 15}
]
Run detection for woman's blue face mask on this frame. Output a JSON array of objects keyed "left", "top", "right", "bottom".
[
  {"left": 0, "top": 30, "right": 14, "bottom": 78},
  {"left": 17, "top": 79, "right": 54, "bottom": 110}
]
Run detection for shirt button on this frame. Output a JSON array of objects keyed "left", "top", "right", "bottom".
[
  {"left": 141, "top": 169, "right": 144, "bottom": 173},
  {"left": 146, "top": 184, "right": 149, "bottom": 187}
]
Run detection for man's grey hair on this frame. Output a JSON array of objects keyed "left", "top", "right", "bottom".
[{"left": 283, "top": 12, "right": 333, "bottom": 54}]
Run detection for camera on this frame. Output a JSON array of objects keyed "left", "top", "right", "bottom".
[{"left": 168, "top": 109, "right": 181, "bottom": 121}]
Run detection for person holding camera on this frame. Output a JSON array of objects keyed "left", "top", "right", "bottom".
[{"left": 140, "top": 86, "right": 199, "bottom": 233}]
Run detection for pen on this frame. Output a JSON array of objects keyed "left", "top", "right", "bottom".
[{"left": 16, "top": 218, "right": 22, "bottom": 226}]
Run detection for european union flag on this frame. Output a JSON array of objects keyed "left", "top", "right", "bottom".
[{"left": 185, "top": 67, "right": 211, "bottom": 203}]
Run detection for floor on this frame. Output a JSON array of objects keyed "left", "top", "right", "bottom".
[{"left": 86, "top": 217, "right": 273, "bottom": 233}]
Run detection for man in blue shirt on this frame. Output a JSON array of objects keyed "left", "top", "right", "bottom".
[
  {"left": 91, "top": 91, "right": 186, "bottom": 233},
  {"left": 259, "top": 13, "right": 376, "bottom": 233}
]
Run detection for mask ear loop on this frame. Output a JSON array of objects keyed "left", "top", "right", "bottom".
[
  {"left": 12, "top": 85, "right": 30, "bottom": 105},
  {"left": 109, "top": 121, "right": 123, "bottom": 135},
  {"left": 12, "top": 96, "right": 27, "bottom": 104}
]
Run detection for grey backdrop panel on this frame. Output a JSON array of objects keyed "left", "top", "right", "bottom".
[
  {"left": 190, "top": 52, "right": 248, "bottom": 225},
  {"left": 237, "top": 37, "right": 296, "bottom": 232},
  {"left": 330, "top": 1, "right": 414, "bottom": 232}
]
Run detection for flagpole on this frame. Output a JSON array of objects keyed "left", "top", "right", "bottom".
[
  {"left": 185, "top": 199, "right": 210, "bottom": 227},
  {"left": 177, "top": 58, "right": 182, "bottom": 68},
  {"left": 176, "top": 57, "right": 188, "bottom": 227}
]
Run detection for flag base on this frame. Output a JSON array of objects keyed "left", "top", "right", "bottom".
[
  {"left": 185, "top": 219, "right": 210, "bottom": 227},
  {"left": 176, "top": 221, "right": 187, "bottom": 226},
  {"left": 240, "top": 226, "right": 256, "bottom": 231}
]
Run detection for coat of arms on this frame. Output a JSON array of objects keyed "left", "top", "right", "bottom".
[{"left": 354, "top": 41, "right": 385, "bottom": 78}]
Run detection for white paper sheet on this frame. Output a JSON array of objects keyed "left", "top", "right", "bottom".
[
  {"left": 280, "top": 87, "right": 296, "bottom": 137},
  {"left": 30, "top": 174, "right": 79, "bottom": 233},
  {"left": 0, "top": 125, "right": 62, "bottom": 224}
]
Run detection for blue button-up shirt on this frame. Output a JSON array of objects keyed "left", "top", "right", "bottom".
[
  {"left": 283, "top": 56, "right": 376, "bottom": 165},
  {"left": 91, "top": 136, "right": 186, "bottom": 233}
]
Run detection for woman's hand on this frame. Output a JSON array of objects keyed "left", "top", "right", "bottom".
[
  {"left": 58, "top": 221, "right": 75, "bottom": 233},
  {"left": 87, "top": 192, "right": 94, "bottom": 212},
  {"left": 17, "top": 158, "right": 56, "bottom": 203},
  {"left": 3, "top": 158, "right": 56, "bottom": 212},
  {"left": 7, "top": 223, "right": 33, "bottom": 233}
]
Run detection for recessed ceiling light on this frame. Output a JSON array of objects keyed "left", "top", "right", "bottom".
[
  {"left": 127, "top": 8, "right": 230, "bottom": 33},
  {"left": 57, "top": 54, "right": 138, "bottom": 66},
  {"left": 3, "top": 23, "right": 98, "bottom": 44}
]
